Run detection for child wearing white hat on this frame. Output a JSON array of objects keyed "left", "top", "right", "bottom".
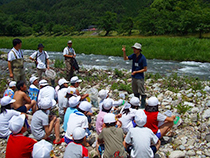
[
  {"left": 63, "top": 96, "right": 81, "bottom": 132},
  {"left": 64, "top": 127, "right": 89, "bottom": 158},
  {"left": 124, "top": 109, "right": 161, "bottom": 158},
  {"left": 3, "top": 81, "right": 16, "bottom": 99},
  {"left": 6, "top": 114, "right": 37, "bottom": 158},
  {"left": 32, "top": 140, "right": 57, "bottom": 158},
  {"left": 28, "top": 76, "right": 39, "bottom": 101},
  {"left": 98, "top": 113, "right": 127, "bottom": 158},
  {"left": 31, "top": 97, "right": 64, "bottom": 144},
  {"left": 65, "top": 101, "right": 92, "bottom": 144},
  {"left": 0, "top": 96, "right": 21, "bottom": 138},
  {"left": 144, "top": 96, "right": 176, "bottom": 139}
]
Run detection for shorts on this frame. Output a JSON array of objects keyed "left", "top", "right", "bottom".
[
  {"left": 156, "top": 129, "right": 161, "bottom": 139},
  {"left": 150, "top": 145, "right": 157, "bottom": 154},
  {"left": 16, "top": 105, "right": 27, "bottom": 113}
]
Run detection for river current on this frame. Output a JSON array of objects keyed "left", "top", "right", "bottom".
[{"left": 1, "top": 48, "right": 210, "bottom": 80}]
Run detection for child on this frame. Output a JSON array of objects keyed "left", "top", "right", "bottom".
[
  {"left": 96, "top": 98, "right": 113, "bottom": 135},
  {"left": 28, "top": 76, "right": 39, "bottom": 101},
  {"left": 98, "top": 89, "right": 109, "bottom": 111},
  {"left": 32, "top": 140, "right": 57, "bottom": 158},
  {"left": 124, "top": 110, "right": 161, "bottom": 158},
  {"left": 31, "top": 97, "right": 64, "bottom": 144},
  {"left": 98, "top": 113, "right": 127, "bottom": 158},
  {"left": 57, "top": 78, "right": 69, "bottom": 122},
  {"left": 63, "top": 95, "right": 81, "bottom": 132},
  {"left": 65, "top": 101, "right": 92, "bottom": 144},
  {"left": 119, "top": 97, "right": 140, "bottom": 134},
  {"left": 70, "top": 76, "right": 89, "bottom": 100},
  {"left": 6, "top": 114, "right": 37, "bottom": 158},
  {"left": 64, "top": 127, "right": 89, "bottom": 158},
  {"left": 144, "top": 96, "right": 176, "bottom": 139},
  {"left": 13, "top": 80, "right": 37, "bottom": 114},
  {"left": 3, "top": 81, "right": 16, "bottom": 99},
  {"left": 0, "top": 96, "right": 21, "bottom": 138}
]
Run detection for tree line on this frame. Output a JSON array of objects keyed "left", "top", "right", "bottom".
[{"left": 0, "top": 0, "right": 209, "bottom": 37}]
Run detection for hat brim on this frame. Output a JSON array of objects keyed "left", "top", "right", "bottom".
[{"left": 131, "top": 46, "right": 141, "bottom": 50}]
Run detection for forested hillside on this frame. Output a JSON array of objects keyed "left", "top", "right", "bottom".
[{"left": 0, "top": 0, "right": 209, "bottom": 37}]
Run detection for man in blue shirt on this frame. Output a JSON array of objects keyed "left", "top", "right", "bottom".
[{"left": 122, "top": 43, "right": 147, "bottom": 108}]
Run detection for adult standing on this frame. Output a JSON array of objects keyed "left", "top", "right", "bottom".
[
  {"left": 8, "top": 38, "right": 25, "bottom": 82},
  {"left": 63, "top": 40, "right": 76, "bottom": 80},
  {"left": 122, "top": 43, "right": 147, "bottom": 108},
  {"left": 29, "top": 44, "right": 50, "bottom": 81}
]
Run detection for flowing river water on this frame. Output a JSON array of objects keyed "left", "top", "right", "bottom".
[{"left": 1, "top": 48, "right": 210, "bottom": 80}]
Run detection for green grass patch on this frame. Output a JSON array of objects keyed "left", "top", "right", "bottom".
[{"left": 0, "top": 36, "right": 210, "bottom": 62}]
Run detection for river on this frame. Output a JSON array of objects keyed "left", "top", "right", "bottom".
[{"left": 1, "top": 48, "right": 210, "bottom": 80}]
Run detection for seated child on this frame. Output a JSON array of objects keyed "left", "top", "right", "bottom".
[
  {"left": 63, "top": 96, "right": 81, "bottom": 132},
  {"left": 64, "top": 127, "right": 89, "bottom": 158},
  {"left": 65, "top": 101, "right": 92, "bottom": 144},
  {"left": 31, "top": 97, "right": 64, "bottom": 144},
  {"left": 96, "top": 98, "right": 113, "bottom": 135},
  {"left": 6, "top": 114, "right": 37, "bottom": 158},
  {"left": 32, "top": 140, "right": 57, "bottom": 158},
  {"left": 3, "top": 81, "right": 16, "bottom": 99},
  {"left": 98, "top": 89, "right": 109, "bottom": 111},
  {"left": 98, "top": 113, "right": 127, "bottom": 158},
  {"left": 124, "top": 110, "right": 161, "bottom": 158},
  {"left": 13, "top": 80, "right": 37, "bottom": 114},
  {"left": 28, "top": 76, "right": 39, "bottom": 101},
  {"left": 144, "top": 96, "right": 176, "bottom": 139},
  {"left": 0, "top": 96, "right": 21, "bottom": 138}
]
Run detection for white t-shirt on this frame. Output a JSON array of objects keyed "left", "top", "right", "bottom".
[
  {"left": 30, "top": 51, "right": 49, "bottom": 69},
  {"left": 8, "top": 48, "right": 23, "bottom": 61},
  {"left": 63, "top": 47, "right": 76, "bottom": 56},
  {"left": 65, "top": 111, "right": 88, "bottom": 140},
  {"left": 58, "top": 88, "right": 68, "bottom": 115},
  {"left": 0, "top": 109, "right": 21, "bottom": 137},
  {"left": 119, "top": 108, "right": 137, "bottom": 134},
  {"left": 125, "top": 126, "right": 159, "bottom": 158},
  {"left": 38, "top": 86, "right": 56, "bottom": 106},
  {"left": 157, "top": 112, "right": 167, "bottom": 127}
]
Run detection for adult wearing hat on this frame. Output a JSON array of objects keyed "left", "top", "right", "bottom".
[
  {"left": 29, "top": 43, "right": 50, "bottom": 81},
  {"left": 63, "top": 40, "right": 78, "bottom": 80},
  {"left": 3, "top": 81, "right": 16, "bottom": 99},
  {"left": 8, "top": 38, "right": 25, "bottom": 82},
  {"left": 122, "top": 42, "right": 147, "bottom": 108}
]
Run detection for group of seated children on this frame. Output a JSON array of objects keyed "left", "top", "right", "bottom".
[{"left": 0, "top": 75, "right": 176, "bottom": 158}]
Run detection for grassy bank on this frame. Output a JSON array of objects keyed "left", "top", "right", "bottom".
[{"left": 0, "top": 36, "right": 210, "bottom": 62}]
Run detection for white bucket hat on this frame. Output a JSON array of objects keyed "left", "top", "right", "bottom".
[
  {"left": 124, "top": 102, "right": 131, "bottom": 109},
  {"left": 30, "top": 76, "right": 38, "bottom": 84},
  {"left": 9, "top": 114, "right": 26, "bottom": 134},
  {"left": 38, "top": 97, "right": 56, "bottom": 110},
  {"left": 0, "top": 96, "right": 16, "bottom": 106},
  {"left": 130, "top": 97, "right": 140, "bottom": 106},
  {"left": 9, "top": 81, "right": 16, "bottom": 87},
  {"left": 32, "top": 140, "right": 53, "bottom": 158},
  {"left": 39, "top": 79, "right": 48, "bottom": 86},
  {"left": 147, "top": 97, "right": 160, "bottom": 107},
  {"left": 135, "top": 109, "right": 147, "bottom": 127},
  {"left": 69, "top": 96, "right": 81, "bottom": 108},
  {"left": 70, "top": 76, "right": 82, "bottom": 84},
  {"left": 104, "top": 113, "right": 116, "bottom": 124},
  {"left": 98, "top": 89, "right": 109, "bottom": 100},
  {"left": 72, "top": 127, "right": 87, "bottom": 140},
  {"left": 131, "top": 43, "right": 142, "bottom": 50},
  {"left": 78, "top": 101, "right": 92, "bottom": 112},
  {"left": 102, "top": 98, "right": 113, "bottom": 110},
  {"left": 58, "top": 78, "right": 69, "bottom": 86}
]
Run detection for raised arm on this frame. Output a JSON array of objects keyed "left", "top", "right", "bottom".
[{"left": 122, "top": 46, "right": 129, "bottom": 60}]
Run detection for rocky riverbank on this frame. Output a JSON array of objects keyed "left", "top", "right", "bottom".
[{"left": 0, "top": 64, "right": 210, "bottom": 157}]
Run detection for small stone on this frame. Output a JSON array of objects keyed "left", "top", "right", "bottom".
[
  {"left": 186, "top": 150, "right": 195, "bottom": 156},
  {"left": 169, "top": 150, "right": 186, "bottom": 158},
  {"left": 178, "top": 145, "right": 185, "bottom": 150}
]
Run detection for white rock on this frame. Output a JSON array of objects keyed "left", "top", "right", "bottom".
[
  {"left": 202, "top": 109, "right": 210, "bottom": 119},
  {"left": 183, "top": 101, "right": 195, "bottom": 107},
  {"left": 203, "top": 86, "right": 210, "bottom": 92},
  {"left": 169, "top": 150, "right": 186, "bottom": 158},
  {"left": 206, "top": 100, "right": 210, "bottom": 107},
  {"left": 186, "top": 150, "right": 195, "bottom": 156},
  {"left": 196, "top": 92, "right": 202, "bottom": 97},
  {"left": 187, "top": 93, "right": 194, "bottom": 98},
  {"left": 190, "top": 107, "right": 200, "bottom": 113}
]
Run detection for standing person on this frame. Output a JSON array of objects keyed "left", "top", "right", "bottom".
[
  {"left": 3, "top": 81, "right": 16, "bottom": 99},
  {"left": 8, "top": 38, "right": 25, "bottom": 82},
  {"left": 29, "top": 44, "right": 50, "bottom": 81},
  {"left": 63, "top": 40, "right": 76, "bottom": 80},
  {"left": 122, "top": 43, "right": 147, "bottom": 108}
]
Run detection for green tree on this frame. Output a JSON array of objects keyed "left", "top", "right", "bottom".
[{"left": 97, "top": 11, "right": 117, "bottom": 36}]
